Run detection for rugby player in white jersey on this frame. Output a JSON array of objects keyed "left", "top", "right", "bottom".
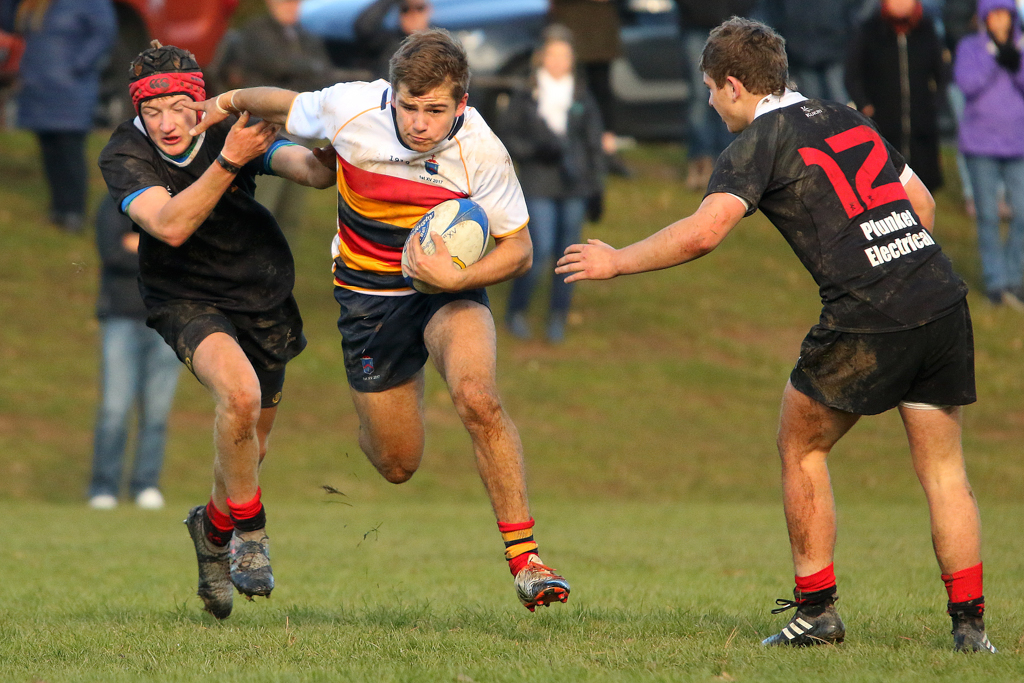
[{"left": 186, "top": 28, "right": 570, "bottom": 612}]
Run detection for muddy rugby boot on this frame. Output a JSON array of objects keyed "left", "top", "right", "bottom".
[
  {"left": 762, "top": 588, "right": 845, "bottom": 647},
  {"left": 184, "top": 505, "right": 233, "bottom": 619},
  {"left": 950, "top": 599, "right": 997, "bottom": 653},
  {"left": 229, "top": 528, "right": 274, "bottom": 599}
]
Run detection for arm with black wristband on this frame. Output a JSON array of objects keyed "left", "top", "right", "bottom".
[{"left": 216, "top": 153, "right": 243, "bottom": 174}]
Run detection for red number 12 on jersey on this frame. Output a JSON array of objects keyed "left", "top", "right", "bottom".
[{"left": 798, "top": 125, "right": 908, "bottom": 219}]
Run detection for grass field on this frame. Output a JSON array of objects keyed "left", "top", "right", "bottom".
[{"left": 1, "top": 129, "right": 1023, "bottom": 681}]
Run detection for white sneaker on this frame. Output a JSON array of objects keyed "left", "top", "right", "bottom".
[
  {"left": 89, "top": 494, "right": 118, "bottom": 510},
  {"left": 135, "top": 487, "right": 165, "bottom": 510}
]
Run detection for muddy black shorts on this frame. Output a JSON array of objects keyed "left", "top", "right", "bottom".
[
  {"left": 790, "top": 300, "right": 975, "bottom": 415},
  {"left": 147, "top": 297, "right": 306, "bottom": 408},
  {"left": 335, "top": 286, "right": 489, "bottom": 393}
]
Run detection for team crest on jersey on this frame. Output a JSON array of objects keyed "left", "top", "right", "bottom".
[
  {"left": 361, "top": 356, "right": 374, "bottom": 374},
  {"left": 425, "top": 155, "right": 439, "bottom": 175}
]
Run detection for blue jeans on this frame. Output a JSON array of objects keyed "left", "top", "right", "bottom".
[
  {"left": 947, "top": 84, "right": 974, "bottom": 202},
  {"left": 89, "top": 318, "right": 181, "bottom": 498},
  {"left": 507, "top": 196, "right": 587, "bottom": 318},
  {"left": 682, "top": 29, "right": 734, "bottom": 159},
  {"left": 963, "top": 155, "right": 1024, "bottom": 294}
]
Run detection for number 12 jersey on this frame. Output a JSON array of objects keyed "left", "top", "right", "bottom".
[{"left": 708, "top": 93, "right": 966, "bottom": 333}]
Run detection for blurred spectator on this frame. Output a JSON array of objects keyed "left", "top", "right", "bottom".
[
  {"left": 217, "top": 0, "right": 339, "bottom": 231},
  {"left": 946, "top": 0, "right": 980, "bottom": 50},
  {"left": 676, "top": 0, "right": 755, "bottom": 191},
  {"left": 1, "top": 1, "right": 24, "bottom": 127},
  {"left": 945, "top": 0, "right": 980, "bottom": 215},
  {"left": 88, "top": 195, "right": 181, "bottom": 510},
  {"left": 766, "top": 0, "right": 860, "bottom": 103},
  {"left": 845, "top": 0, "right": 946, "bottom": 191},
  {"left": 954, "top": 0, "right": 1024, "bottom": 307},
  {"left": 0, "top": 26, "right": 23, "bottom": 128},
  {"left": 13, "top": 0, "right": 116, "bottom": 233},
  {"left": 225, "top": 0, "right": 336, "bottom": 93},
  {"left": 355, "top": 0, "right": 433, "bottom": 80},
  {"left": 548, "top": 0, "right": 628, "bottom": 176},
  {"left": 499, "top": 24, "right": 605, "bottom": 343}
]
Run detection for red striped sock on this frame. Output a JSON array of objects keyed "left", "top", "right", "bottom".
[
  {"left": 942, "top": 562, "right": 983, "bottom": 604},
  {"left": 499, "top": 518, "right": 538, "bottom": 576}
]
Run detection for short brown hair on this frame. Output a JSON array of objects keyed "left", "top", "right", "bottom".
[
  {"left": 389, "top": 28, "right": 471, "bottom": 102},
  {"left": 700, "top": 17, "right": 789, "bottom": 96}
]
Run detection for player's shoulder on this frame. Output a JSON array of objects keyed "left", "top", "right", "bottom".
[
  {"left": 748, "top": 98, "right": 873, "bottom": 157},
  {"left": 453, "top": 107, "right": 512, "bottom": 161},
  {"left": 320, "top": 78, "right": 391, "bottom": 110},
  {"left": 302, "top": 79, "right": 392, "bottom": 133},
  {"left": 775, "top": 98, "right": 870, "bottom": 131},
  {"left": 106, "top": 118, "right": 147, "bottom": 144},
  {"left": 101, "top": 118, "right": 154, "bottom": 160},
  {"left": 457, "top": 106, "right": 496, "bottom": 137}
]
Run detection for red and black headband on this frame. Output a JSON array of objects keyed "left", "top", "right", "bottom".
[{"left": 129, "top": 71, "right": 206, "bottom": 114}]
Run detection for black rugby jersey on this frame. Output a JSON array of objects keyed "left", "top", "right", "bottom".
[
  {"left": 707, "top": 96, "right": 967, "bottom": 333},
  {"left": 99, "top": 118, "right": 295, "bottom": 315}
]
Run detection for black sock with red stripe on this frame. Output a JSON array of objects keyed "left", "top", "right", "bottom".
[{"left": 227, "top": 487, "right": 266, "bottom": 533}]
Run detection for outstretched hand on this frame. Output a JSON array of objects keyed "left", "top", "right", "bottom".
[
  {"left": 185, "top": 95, "right": 230, "bottom": 137},
  {"left": 554, "top": 239, "right": 619, "bottom": 283},
  {"left": 403, "top": 232, "right": 465, "bottom": 292},
  {"left": 221, "top": 112, "right": 280, "bottom": 167}
]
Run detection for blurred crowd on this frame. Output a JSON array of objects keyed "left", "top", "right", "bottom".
[{"left": 0, "top": 0, "right": 1022, "bottom": 499}]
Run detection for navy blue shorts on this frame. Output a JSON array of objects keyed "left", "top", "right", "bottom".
[
  {"left": 335, "top": 286, "right": 489, "bottom": 392},
  {"left": 790, "top": 300, "right": 975, "bottom": 415}
]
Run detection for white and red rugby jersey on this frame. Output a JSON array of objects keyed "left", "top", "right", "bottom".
[{"left": 286, "top": 79, "right": 529, "bottom": 295}]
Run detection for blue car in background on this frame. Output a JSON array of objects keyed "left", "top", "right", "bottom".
[{"left": 299, "top": 0, "right": 689, "bottom": 141}]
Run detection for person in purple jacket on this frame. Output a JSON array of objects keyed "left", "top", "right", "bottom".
[{"left": 954, "top": 0, "right": 1024, "bottom": 308}]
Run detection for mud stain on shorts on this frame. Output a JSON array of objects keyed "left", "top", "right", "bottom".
[{"left": 806, "top": 335, "right": 879, "bottom": 407}]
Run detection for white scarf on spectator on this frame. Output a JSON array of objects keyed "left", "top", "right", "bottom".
[{"left": 536, "top": 69, "right": 574, "bottom": 136}]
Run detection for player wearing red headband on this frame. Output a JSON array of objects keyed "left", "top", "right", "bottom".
[{"left": 99, "top": 41, "right": 336, "bottom": 620}]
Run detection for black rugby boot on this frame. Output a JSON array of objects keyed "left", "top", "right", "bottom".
[
  {"left": 762, "top": 587, "right": 845, "bottom": 647},
  {"left": 950, "top": 598, "right": 997, "bottom": 653}
]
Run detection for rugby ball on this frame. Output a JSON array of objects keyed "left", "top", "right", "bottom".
[{"left": 401, "top": 198, "right": 489, "bottom": 294}]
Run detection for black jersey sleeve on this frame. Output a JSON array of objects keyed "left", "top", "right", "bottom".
[
  {"left": 705, "top": 116, "right": 780, "bottom": 217},
  {"left": 98, "top": 122, "right": 169, "bottom": 213},
  {"left": 881, "top": 133, "right": 907, "bottom": 178}
]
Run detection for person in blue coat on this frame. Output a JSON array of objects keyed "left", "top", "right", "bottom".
[{"left": 14, "top": 0, "right": 116, "bottom": 233}]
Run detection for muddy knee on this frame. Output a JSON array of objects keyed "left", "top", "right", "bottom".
[
  {"left": 218, "top": 388, "right": 261, "bottom": 437},
  {"left": 452, "top": 382, "right": 503, "bottom": 433}
]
